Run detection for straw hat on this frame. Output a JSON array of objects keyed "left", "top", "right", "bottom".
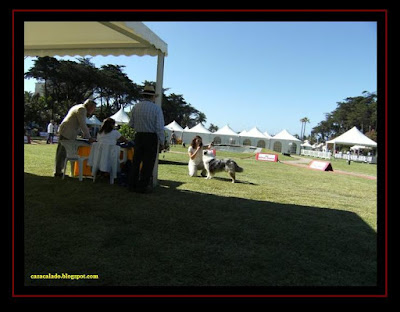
[{"left": 141, "top": 85, "right": 156, "bottom": 96}]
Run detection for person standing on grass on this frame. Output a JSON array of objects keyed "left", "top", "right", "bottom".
[
  {"left": 170, "top": 130, "right": 177, "bottom": 146},
  {"left": 128, "top": 85, "right": 165, "bottom": 193},
  {"left": 54, "top": 99, "right": 96, "bottom": 177},
  {"left": 46, "top": 120, "right": 55, "bottom": 144}
]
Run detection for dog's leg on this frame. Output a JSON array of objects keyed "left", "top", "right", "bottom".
[{"left": 229, "top": 172, "right": 236, "bottom": 183}]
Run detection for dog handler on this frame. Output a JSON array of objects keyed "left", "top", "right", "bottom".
[{"left": 187, "top": 135, "right": 213, "bottom": 177}]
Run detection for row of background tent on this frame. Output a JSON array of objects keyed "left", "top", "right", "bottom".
[
  {"left": 164, "top": 120, "right": 302, "bottom": 154},
  {"left": 164, "top": 121, "right": 377, "bottom": 155},
  {"left": 87, "top": 108, "right": 377, "bottom": 155}
]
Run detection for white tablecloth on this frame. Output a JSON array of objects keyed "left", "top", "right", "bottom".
[{"left": 87, "top": 142, "right": 121, "bottom": 179}]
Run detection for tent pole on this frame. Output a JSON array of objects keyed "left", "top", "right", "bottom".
[{"left": 152, "top": 51, "right": 165, "bottom": 187}]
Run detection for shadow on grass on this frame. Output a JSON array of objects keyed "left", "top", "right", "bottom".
[
  {"left": 158, "top": 159, "right": 188, "bottom": 166},
  {"left": 20, "top": 173, "right": 378, "bottom": 295}
]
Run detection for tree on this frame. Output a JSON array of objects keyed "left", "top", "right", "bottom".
[
  {"left": 311, "top": 92, "right": 377, "bottom": 142},
  {"left": 208, "top": 124, "right": 219, "bottom": 133},
  {"left": 194, "top": 112, "right": 207, "bottom": 125},
  {"left": 161, "top": 92, "right": 207, "bottom": 128},
  {"left": 24, "top": 57, "right": 207, "bottom": 129},
  {"left": 300, "top": 117, "right": 310, "bottom": 140}
]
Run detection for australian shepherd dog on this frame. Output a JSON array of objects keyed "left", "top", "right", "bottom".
[{"left": 202, "top": 150, "right": 244, "bottom": 183}]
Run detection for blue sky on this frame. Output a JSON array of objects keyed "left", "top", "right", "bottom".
[{"left": 24, "top": 21, "right": 377, "bottom": 137}]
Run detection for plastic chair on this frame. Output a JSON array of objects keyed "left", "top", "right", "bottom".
[
  {"left": 88, "top": 142, "right": 122, "bottom": 184},
  {"left": 60, "top": 140, "right": 90, "bottom": 181}
]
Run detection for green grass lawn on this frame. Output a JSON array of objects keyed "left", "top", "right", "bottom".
[{"left": 22, "top": 143, "right": 378, "bottom": 290}]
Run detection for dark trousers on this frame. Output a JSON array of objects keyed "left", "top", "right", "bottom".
[
  {"left": 47, "top": 133, "right": 54, "bottom": 144},
  {"left": 129, "top": 132, "right": 158, "bottom": 190}
]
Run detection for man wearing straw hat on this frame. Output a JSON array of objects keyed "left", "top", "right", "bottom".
[{"left": 128, "top": 85, "right": 165, "bottom": 193}]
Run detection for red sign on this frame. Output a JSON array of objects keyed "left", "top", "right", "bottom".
[
  {"left": 256, "top": 153, "right": 278, "bottom": 162},
  {"left": 308, "top": 160, "right": 333, "bottom": 171}
]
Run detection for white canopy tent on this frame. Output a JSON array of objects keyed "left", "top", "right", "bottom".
[
  {"left": 24, "top": 21, "right": 168, "bottom": 185},
  {"left": 326, "top": 126, "right": 377, "bottom": 152},
  {"left": 86, "top": 115, "right": 102, "bottom": 126},
  {"left": 164, "top": 120, "right": 184, "bottom": 142},
  {"left": 211, "top": 125, "right": 239, "bottom": 145},
  {"left": 240, "top": 127, "right": 270, "bottom": 148},
  {"left": 110, "top": 107, "right": 130, "bottom": 125},
  {"left": 238, "top": 129, "right": 248, "bottom": 137},
  {"left": 270, "top": 129, "right": 301, "bottom": 154},
  {"left": 301, "top": 139, "right": 313, "bottom": 150},
  {"left": 86, "top": 115, "right": 102, "bottom": 137},
  {"left": 165, "top": 120, "right": 184, "bottom": 132},
  {"left": 183, "top": 123, "right": 212, "bottom": 145},
  {"left": 263, "top": 131, "right": 272, "bottom": 139}
]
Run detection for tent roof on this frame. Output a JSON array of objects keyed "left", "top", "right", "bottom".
[
  {"left": 165, "top": 120, "right": 184, "bottom": 132},
  {"left": 243, "top": 127, "right": 269, "bottom": 139},
  {"left": 263, "top": 131, "right": 272, "bottom": 139},
  {"left": 272, "top": 129, "right": 301, "bottom": 141},
  {"left": 24, "top": 21, "right": 168, "bottom": 57},
  {"left": 87, "top": 115, "right": 102, "bottom": 126},
  {"left": 301, "top": 140, "right": 313, "bottom": 147},
  {"left": 214, "top": 125, "right": 239, "bottom": 136},
  {"left": 327, "top": 126, "right": 377, "bottom": 147},
  {"left": 185, "top": 123, "right": 211, "bottom": 134},
  {"left": 110, "top": 107, "right": 130, "bottom": 124},
  {"left": 272, "top": 129, "right": 301, "bottom": 142}
]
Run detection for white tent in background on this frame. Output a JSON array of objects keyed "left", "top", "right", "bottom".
[
  {"left": 301, "top": 140, "right": 313, "bottom": 150},
  {"left": 211, "top": 125, "right": 239, "bottom": 145},
  {"left": 86, "top": 115, "right": 102, "bottom": 126},
  {"left": 165, "top": 120, "right": 184, "bottom": 132},
  {"left": 181, "top": 126, "right": 190, "bottom": 145},
  {"left": 270, "top": 129, "right": 301, "bottom": 154},
  {"left": 183, "top": 123, "right": 212, "bottom": 145},
  {"left": 263, "top": 131, "right": 272, "bottom": 139},
  {"left": 326, "top": 126, "right": 377, "bottom": 152},
  {"left": 164, "top": 120, "right": 184, "bottom": 142},
  {"left": 86, "top": 115, "right": 102, "bottom": 137},
  {"left": 238, "top": 129, "right": 248, "bottom": 137},
  {"left": 24, "top": 21, "right": 167, "bottom": 186},
  {"left": 240, "top": 126, "right": 270, "bottom": 148},
  {"left": 110, "top": 107, "right": 130, "bottom": 125}
]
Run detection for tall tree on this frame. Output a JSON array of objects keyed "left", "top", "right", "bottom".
[
  {"left": 311, "top": 92, "right": 377, "bottom": 142},
  {"left": 24, "top": 57, "right": 206, "bottom": 129},
  {"left": 300, "top": 117, "right": 310, "bottom": 140}
]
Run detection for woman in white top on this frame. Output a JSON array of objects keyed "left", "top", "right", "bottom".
[
  {"left": 188, "top": 135, "right": 213, "bottom": 177},
  {"left": 97, "top": 117, "right": 128, "bottom": 144}
]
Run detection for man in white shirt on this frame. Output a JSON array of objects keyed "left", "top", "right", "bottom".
[{"left": 46, "top": 120, "right": 54, "bottom": 144}]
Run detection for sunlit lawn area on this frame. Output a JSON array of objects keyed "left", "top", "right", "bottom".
[{"left": 22, "top": 143, "right": 378, "bottom": 290}]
